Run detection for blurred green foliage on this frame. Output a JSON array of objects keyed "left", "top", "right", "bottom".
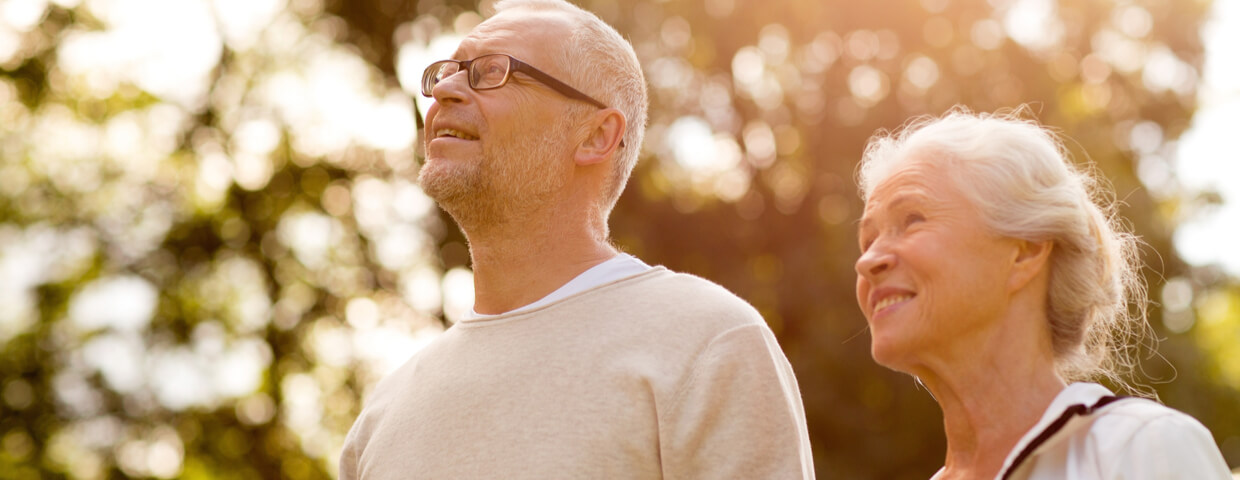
[{"left": 1, "top": 0, "right": 1237, "bottom": 478}]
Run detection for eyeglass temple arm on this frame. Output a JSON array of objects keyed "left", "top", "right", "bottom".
[
  {"left": 509, "top": 60, "right": 625, "bottom": 147},
  {"left": 511, "top": 61, "right": 608, "bottom": 109}
]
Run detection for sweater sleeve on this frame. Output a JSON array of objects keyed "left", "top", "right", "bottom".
[
  {"left": 1108, "top": 411, "right": 1232, "bottom": 479},
  {"left": 660, "top": 322, "right": 815, "bottom": 480},
  {"left": 338, "top": 418, "right": 362, "bottom": 480}
]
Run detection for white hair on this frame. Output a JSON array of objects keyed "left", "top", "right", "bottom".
[
  {"left": 490, "top": 0, "right": 648, "bottom": 225},
  {"left": 858, "top": 107, "right": 1148, "bottom": 389}
]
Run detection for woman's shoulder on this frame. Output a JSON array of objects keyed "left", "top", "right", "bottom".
[
  {"left": 1046, "top": 383, "right": 1212, "bottom": 441},
  {"left": 1085, "top": 396, "right": 1231, "bottom": 478},
  {"left": 1092, "top": 396, "right": 1209, "bottom": 433}
]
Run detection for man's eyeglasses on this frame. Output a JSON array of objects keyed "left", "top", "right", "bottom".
[{"left": 421, "top": 54, "right": 609, "bottom": 109}]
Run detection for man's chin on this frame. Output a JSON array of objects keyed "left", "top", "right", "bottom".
[{"left": 417, "top": 162, "right": 474, "bottom": 204}]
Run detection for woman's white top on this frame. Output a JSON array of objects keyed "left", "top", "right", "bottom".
[{"left": 937, "top": 382, "right": 1233, "bottom": 479}]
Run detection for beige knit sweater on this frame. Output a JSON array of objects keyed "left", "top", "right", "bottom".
[{"left": 340, "top": 267, "right": 814, "bottom": 479}]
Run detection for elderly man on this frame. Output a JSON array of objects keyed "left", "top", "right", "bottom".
[{"left": 339, "top": 0, "right": 814, "bottom": 478}]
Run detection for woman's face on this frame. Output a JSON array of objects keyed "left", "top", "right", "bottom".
[{"left": 855, "top": 156, "right": 1019, "bottom": 371}]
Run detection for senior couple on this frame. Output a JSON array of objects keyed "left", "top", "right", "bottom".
[{"left": 339, "top": 0, "right": 1231, "bottom": 478}]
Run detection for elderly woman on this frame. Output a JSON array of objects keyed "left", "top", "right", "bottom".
[{"left": 854, "top": 110, "right": 1231, "bottom": 479}]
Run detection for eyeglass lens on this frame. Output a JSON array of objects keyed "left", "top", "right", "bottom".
[
  {"left": 468, "top": 55, "right": 510, "bottom": 89},
  {"left": 422, "top": 55, "right": 511, "bottom": 96}
]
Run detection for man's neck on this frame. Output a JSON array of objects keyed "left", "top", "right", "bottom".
[{"left": 462, "top": 207, "right": 616, "bottom": 315}]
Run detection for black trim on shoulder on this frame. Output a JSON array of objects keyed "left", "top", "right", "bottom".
[{"left": 1001, "top": 395, "right": 1129, "bottom": 480}]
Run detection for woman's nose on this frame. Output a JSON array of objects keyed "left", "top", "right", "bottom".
[{"left": 855, "top": 241, "right": 894, "bottom": 279}]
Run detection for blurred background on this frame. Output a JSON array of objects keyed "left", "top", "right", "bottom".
[{"left": 1, "top": 0, "right": 1238, "bottom": 477}]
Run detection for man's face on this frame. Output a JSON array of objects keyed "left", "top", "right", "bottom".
[{"left": 418, "top": 9, "right": 583, "bottom": 218}]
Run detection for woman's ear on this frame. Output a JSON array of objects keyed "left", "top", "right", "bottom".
[
  {"left": 574, "top": 108, "right": 626, "bottom": 166},
  {"left": 1009, "top": 239, "right": 1053, "bottom": 292}
]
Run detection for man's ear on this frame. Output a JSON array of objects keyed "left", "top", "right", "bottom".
[
  {"left": 1009, "top": 238, "right": 1053, "bottom": 292},
  {"left": 574, "top": 108, "right": 626, "bottom": 166}
]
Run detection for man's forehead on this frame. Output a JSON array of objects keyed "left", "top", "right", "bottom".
[{"left": 455, "top": 9, "right": 573, "bottom": 59}]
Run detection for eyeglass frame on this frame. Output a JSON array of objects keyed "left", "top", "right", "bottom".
[
  {"left": 420, "top": 54, "right": 610, "bottom": 109},
  {"left": 418, "top": 53, "right": 624, "bottom": 148}
]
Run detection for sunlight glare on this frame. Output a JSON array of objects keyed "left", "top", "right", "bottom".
[
  {"left": 278, "top": 211, "right": 339, "bottom": 270},
  {"left": 732, "top": 46, "right": 765, "bottom": 88},
  {"left": 213, "top": 338, "right": 271, "bottom": 397},
  {"left": 844, "top": 30, "right": 880, "bottom": 61},
  {"left": 0, "top": 25, "right": 19, "bottom": 67},
  {"left": 82, "top": 332, "right": 145, "bottom": 393},
  {"left": 68, "top": 275, "right": 158, "bottom": 332},
  {"left": 848, "top": 65, "right": 889, "bottom": 106},
  {"left": 743, "top": 120, "right": 776, "bottom": 168},
  {"left": 395, "top": 33, "right": 463, "bottom": 96},
  {"left": 904, "top": 55, "right": 940, "bottom": 91},
  {"left": 392, "top": 179, "right": 436, "bottom": 222},
  {"left": 360, "top": 93, "right": 417, "bottom": 151},
  {"left": 1113, "top": 5, "right": 1153, "bottom": 39},
  {"left": 281, "top": 373, "right": 324, "bottom": 433},
  {"left": 758, "top": 24, "right": 791, "bottom": 64},
  {"left": 311, "top": 322, "right": 353, "bottom": 368},
  {"left": 1202, "top": 0, "right": 1240, "bottom": 91},
  {"left": 1177, "top": 203, "right": 1240, "bottom": 272},
  {"left": 59, "top": 0, "right": 222, "bottom": 106},
  {"left": 970, "top": 19, "right": 1003, "bottom": 50},
  {"left": 1174, "top": 99, "right": 1240, "bottom": 276},
  {"left": 150, "top": 347, "right": 212, "bottom": 410},
  {"left": 346, "top": 297, "right": 380, "bottom": 330},
  {"left": 1143, "top": 45, "right": 1198, "bottom": 95},
  {"left": 801, "top": 32, "right": 840, "bottom": 74},
  {"left": 233, "top": 118, "right": 282, "bottom": 156},
  {"left": 668, "top": 116, "right": 721, "bottom": 172},
  {"left": 649, "top": 56, "right": 693, "bottom": 91},
  {"left": 212, "top": 0, "right": 286, "bottom": 50},
  {"left": 1002, "top": 0, "right": 1064, "bottom": 51},
  {"left": 0, "top": 0, "right": 48, "bottom": 32},
  {"left": 402, "top": 267, "right": 442, "bottom": 315},
  {"left": 1091, "top": 29, "right": 1145, "bottom": 74},
  {"left": 375, "top": 223, "right": 428, "bottom": 271},
  {"left": 352, "top": 176, "right": 393, "bottom": 233},
  {"left": 441, "top": 267, "right": 474, "bottom": 323}
]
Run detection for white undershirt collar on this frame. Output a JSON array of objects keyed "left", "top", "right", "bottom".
[{"left": 465, "top": 253, "right": 652, "bottom": 320}]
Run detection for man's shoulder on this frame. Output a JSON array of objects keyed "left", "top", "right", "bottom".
[
  {"left": 360, "top": 326, "right": 462, "bottom": 399},
  {"left": 631, "top": 267, "right": 738, "bottom": 293},
  {"left": 596, "top": 267, "right": 763, "bottom": 326}
]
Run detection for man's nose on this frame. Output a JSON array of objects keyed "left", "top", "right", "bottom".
[{"left": 431, "top": 69, "right": 472, "bottom": 105}]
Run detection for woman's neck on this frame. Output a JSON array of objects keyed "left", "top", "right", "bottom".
[{"left": 912, "top": 329, "right": 1066, "bottom": 479}]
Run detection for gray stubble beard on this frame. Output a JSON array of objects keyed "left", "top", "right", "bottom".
[{"left": 417, "top": 118, "right": 576, "bottom": 234}]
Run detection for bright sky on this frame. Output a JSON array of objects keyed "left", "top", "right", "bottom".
[{"left": 1175, "top": 0, "right": 1240, "bottom": 276}]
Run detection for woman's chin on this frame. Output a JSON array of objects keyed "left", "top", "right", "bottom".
[{"left": 870, "top": 338, "right": 918, "bottom": 373}]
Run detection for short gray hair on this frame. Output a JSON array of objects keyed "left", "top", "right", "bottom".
[
  {"left": 858, "top": 108, "right": 1148, "bottom": 388},
  {"left": 491, "top": 0, "right": 648, "bottom": 224}
]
